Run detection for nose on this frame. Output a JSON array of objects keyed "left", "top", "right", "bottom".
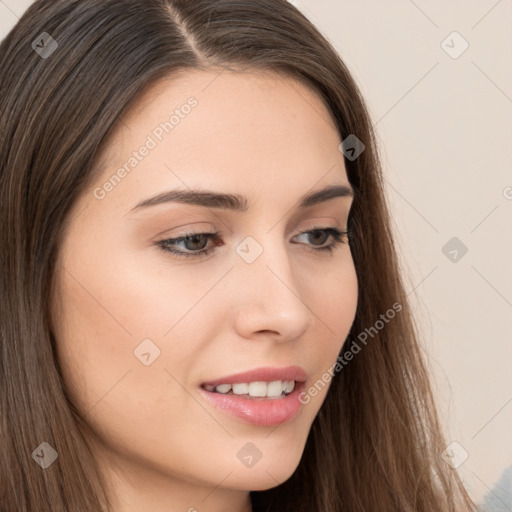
[{"left": 231, "top": 234, "right": 314, "bottom": 343}]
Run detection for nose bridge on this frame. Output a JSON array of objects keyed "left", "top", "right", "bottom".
[
  {"left": 231, "top": 229, "right": 312, "bottom": 339},
  {"left": 236, "top": 230, "right": 294, "bottom": 293}
]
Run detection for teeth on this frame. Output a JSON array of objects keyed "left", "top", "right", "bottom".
[
  {"left": 248, "top": 381, "right": 267, "bottom": 397},
  {"left": 232, "top": 383, "right": 249, "bottom": 395},
  {"left": 215, "top": 383, "right": 232, "bottom": 394},
  {"left": 266, "top": 381, "right": 283, "bottom": 397},
  {"left": 206, "top": 380, "right": 296, "bottom": 397},
  {"left": 283, "top": 380, "right": 295, "bottom": 393}
]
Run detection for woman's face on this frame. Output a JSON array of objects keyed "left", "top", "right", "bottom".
[{"left": 51, "top": 68, "right": 358, "bottom": 509}]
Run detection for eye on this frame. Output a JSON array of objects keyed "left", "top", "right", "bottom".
[
  {"left": 155, "top": 227, "right": 351, "bottom": 259},
  {"left": 156, "top": 231, "right": 223, "bottom": 259},
  {"left": 292, "top": 227, "right": 351, "bottom": 253}
]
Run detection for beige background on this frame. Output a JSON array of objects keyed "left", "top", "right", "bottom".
[{"left": 1, "top": 0, "right": 511, "bottom": 506}]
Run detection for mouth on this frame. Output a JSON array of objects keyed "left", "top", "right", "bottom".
[
  {"left": 198, "top": 366, "right": 307, "bottom": 426},
  {"left": 200, "top": 365, "right": 307, "bottom": 398},
  {"left": 201, "top": 379, "right": 297, "bottom": 400}
]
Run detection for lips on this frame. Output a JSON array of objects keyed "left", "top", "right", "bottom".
[
  {"left": 198, "top": 366, "right": 308, "bottom": 426},
  {"left": 199, "top": 380, "right": 306, "bottom": 427},
  {"left": 200, "top": 365, "right": 307, "bottom": 387}
]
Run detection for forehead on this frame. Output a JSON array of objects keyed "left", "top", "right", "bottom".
[{"left": 89, "top": 68, "right": 347, "bottom": 213}]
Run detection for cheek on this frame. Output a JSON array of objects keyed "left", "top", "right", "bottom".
[
  {"left": 55, "top": 239, "right": 208, "bottom": 345},
  {"left": 313, "top": 252, "right": 358, "bottom": 345},
  {"left": 300, "top": 255, "right": 358, "bottom": 408},
  {"left": 51, "top": 242, "right": 203, "bottom": 424},
  {"left": 51, "top": 254, "right": 218, "bottom": 472}
]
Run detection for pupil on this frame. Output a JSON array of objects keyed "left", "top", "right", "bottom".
[
  {"left": 187, "top": 234, "right": 207, "bottom": 250},
  {"left": 311, "top": 230, "right": 327, "bottom": 245}
]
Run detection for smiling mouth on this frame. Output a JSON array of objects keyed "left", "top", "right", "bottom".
[
  {"left": 198, "top": 376, "right": 305, "bottom": 426},
  {"left": 201, "top": 380, "right": 296, "bottom": 399}
]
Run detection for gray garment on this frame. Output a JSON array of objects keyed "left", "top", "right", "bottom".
[{"left": 479, "top": 465, "right": 512, "bottom": 512}]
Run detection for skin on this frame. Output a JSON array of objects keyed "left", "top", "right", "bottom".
[{"left": 51, "top": 68, "right": 358, "bottom": 512}]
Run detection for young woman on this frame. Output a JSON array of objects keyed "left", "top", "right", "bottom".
[{"left": 0, "top": 1, "right": 477, "bottom": 510}]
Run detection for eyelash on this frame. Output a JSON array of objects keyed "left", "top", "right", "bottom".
[{"left": 156, "top": 226, "right": 352, "bottom": 259}]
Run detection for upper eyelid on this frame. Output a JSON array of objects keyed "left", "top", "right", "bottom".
[
  {"left": 164, "top": 216, "right": 347, "bottom": 236},
  {"left": 163, "top": 225, "right": 343, "bottom": 240}
]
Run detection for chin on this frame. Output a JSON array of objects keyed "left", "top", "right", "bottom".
[{"left": 223, "top": 449, "right": 303, "bottom": 491}]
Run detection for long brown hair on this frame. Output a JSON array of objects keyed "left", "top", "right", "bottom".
[{"left": 0, "top": 1, "right": 476, "bottom": 510}]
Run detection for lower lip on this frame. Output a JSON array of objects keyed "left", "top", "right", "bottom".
[{"left": 198, "top": 382, "right": 305, "bottom": 427}]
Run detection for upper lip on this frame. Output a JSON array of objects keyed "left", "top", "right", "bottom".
[{"left": 201, "top": 365, "right": 307, "bottom": 387}]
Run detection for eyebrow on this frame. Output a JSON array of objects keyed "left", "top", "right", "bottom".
[{"left": 130, "top": 183, "right": 354, "bottom": 213}]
